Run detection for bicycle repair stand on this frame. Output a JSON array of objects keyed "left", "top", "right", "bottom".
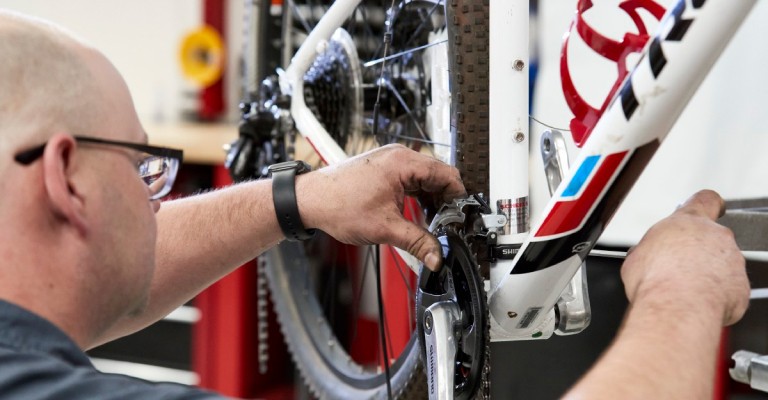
[
  {"left": 731, "top": 351, "right": 768, "bottom": 393},
  {"left": 722, "top": 199, "right": 768, "bottom": 394}
]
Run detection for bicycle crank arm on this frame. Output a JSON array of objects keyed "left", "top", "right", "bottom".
[
  {"left": 417, "top": 230, "right": 489, "bottom": 399},
  {"left": 424, "top": 301, "right": 461, "bottom": 400}
]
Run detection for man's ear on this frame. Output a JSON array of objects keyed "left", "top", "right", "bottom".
[{"left": 42, "top": 133, "right": 89, "bottom": 237}]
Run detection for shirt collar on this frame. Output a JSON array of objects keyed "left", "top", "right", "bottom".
[{"left": 0, "top": 299, "right": 92, "bottom": 366}]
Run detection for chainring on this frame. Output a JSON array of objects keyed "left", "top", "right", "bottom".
[{"left": 416, "top": 228, "right": 490, "bottom": 400}]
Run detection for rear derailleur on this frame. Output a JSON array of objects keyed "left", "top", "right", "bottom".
[{"left": 225, "top": 76, "right": 292, "bottom": 181}]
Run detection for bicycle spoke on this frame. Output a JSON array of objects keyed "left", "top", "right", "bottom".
[
  {"left": 322, "top": 238, "right": 339, "bottom": 329},
  {"left": 357, "top": 6, "right": 378, "bottom": 57},
  {"left": 380, "top": 297, "right": 396, "bottom": 369},
  {"left": 382, "top": 79, "right": 430, "bottom": 142},
  {"left": 343, "top": 243, "right": 361, "bottom": 345},
  {"left": 402, "top": 0, "right": 444, "bottom": 49},
  {"left": 363, "top": 39, "right": 448, "bottom": 68},
  {"left": 387, "top": 245, "right": 415, "bottom": 324},
  {"left": 287, "top": 0, "right": 314, "bottom": 35},
  {"left": 373, "top": 243, "right": 393, "bottom": 398},
  {"left": 347, "top": 6, "right": 359, "bottom": 43}
]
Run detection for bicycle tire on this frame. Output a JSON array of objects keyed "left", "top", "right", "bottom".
[
  {"left": 449, "top": 0, "right": 490, "bottom": 197},
  {"left": 266, "top": 0, "right": 490, "bottom": 398}
]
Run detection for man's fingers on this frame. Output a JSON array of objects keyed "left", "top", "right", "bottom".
[
  {"left": 676, "top": 189, "right": 725, "bottom": 221},
  {"left": 399, "top": 151, "right": 466, "bottom": 202},
  {"left": 386, "top": 217, "right": 443, "bottom": 272}
]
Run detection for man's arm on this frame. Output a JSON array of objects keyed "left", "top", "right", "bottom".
[
  {"left": 91, "top": 145, "right": 465, "bottom": 348},
  {"left": 563, "top": 190, "right": 750, "bottom": 399}
]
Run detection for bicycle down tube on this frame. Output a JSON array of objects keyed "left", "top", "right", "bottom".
[{"left": 488, "top": 0, "right": 757, "bottom": 340}]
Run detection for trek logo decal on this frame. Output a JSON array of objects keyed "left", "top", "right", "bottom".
[
  {"left": 535, "top": 151, "right": 629, "bottom": 238},
  {"left": 620, "top": 0, "right": 705, "bottom": 120}
]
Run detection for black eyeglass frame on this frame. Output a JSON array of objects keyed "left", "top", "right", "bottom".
[
  {"left": 14, "top": 136, "right": 184, "bottom": 165},
  {"left": 14, "top": 136, "right": 184, "bottom": 200}
]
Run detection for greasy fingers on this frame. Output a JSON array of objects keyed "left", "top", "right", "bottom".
[
  {"left": 300, "top": 144, "right": 464, "bottom": 272},
  {"left": 385, "top": 216, "right": 443, "bottom": 272},
  {"left": 386, "top": 144, "right": 466, "bottom": 202}
]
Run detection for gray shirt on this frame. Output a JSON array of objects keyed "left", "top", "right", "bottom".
[{"left": 0, "top": 299, "right": 225, "bottom": 399}]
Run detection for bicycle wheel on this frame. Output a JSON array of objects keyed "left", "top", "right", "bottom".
[{"left": 266, "top": 0, "right": 490, "bottom": 398}]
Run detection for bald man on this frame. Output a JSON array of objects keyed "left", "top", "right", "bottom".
[
  {"left": 0, "top": 10, "right": 464, "bottom": 398},
  {"left": 0, "top": 10, "right": 751, "bottom": 400}
]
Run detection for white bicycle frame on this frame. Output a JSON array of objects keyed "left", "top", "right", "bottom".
[
  {"left": 279, "top": 0, "right": 359, "bottom": 165},
  {"left": 488, "top": 0, "right": 755, "bottom": 340},
  {"left": 276, "top": 0, "right": 756, "bottom": 343}
]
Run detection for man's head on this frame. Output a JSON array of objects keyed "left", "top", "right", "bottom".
[
  {"left": 0, "top": 10, "right": 160, "bottom": 346},
  {"left": 0, "top": 12, "right": 103, "bottom": 149}
]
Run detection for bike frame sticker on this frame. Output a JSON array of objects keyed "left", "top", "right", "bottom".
[
  {"left": 561, "top": 155, "right": 600, "bottom": 197},
  {"left": 511, "top": 140, "right": 660, "bottom": 275},
  {"left": 535, "top": 150, "right": 629, "bottom": 238},
  {"left": 516, "top": 307, "right": 542, "bottom": 329},
  {"left": 498, "top": 197, "right": 530, "bottom": 235}
]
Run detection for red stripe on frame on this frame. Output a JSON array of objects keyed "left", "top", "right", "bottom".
[
  {"left": 536, "top": 151, "right": 629, "bottom": 237},
  {"left": 304, "top": 137, "right": 328, "bottom": 165}
]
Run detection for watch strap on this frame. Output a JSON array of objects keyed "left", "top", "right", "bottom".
[{"left": 271, "top": 164, "right": 315, "bottom": 241}]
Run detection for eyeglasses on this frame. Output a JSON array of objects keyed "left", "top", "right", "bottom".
[{"left": 14, "top": 136, "right": 184, "bottom": 200}]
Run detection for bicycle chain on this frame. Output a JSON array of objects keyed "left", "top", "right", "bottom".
[
  {"left": 457, "top": 226, "right": 491, "bottom": 400},
  {"left": 257, "top": 256, "right": 270, "bottom": 374}
]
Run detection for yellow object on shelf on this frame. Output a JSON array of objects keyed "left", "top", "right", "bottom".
[{"left": 179, "top": 25, "right": 225, "bottom": 88}]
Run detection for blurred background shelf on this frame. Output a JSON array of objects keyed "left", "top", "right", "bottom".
[{"left": 146, "top": 122, "right": 237, "bottom": 166}]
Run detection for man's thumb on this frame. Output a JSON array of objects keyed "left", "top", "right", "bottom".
[
  {"left": 677, "top": 189, "right": 725, "bottom": 221},
  {"left": 389, "top": 219, "right": 443, "bottom": 272}
]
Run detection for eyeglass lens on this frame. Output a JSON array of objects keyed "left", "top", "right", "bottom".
[{"left": 140, "top": 155, "right": 179, "bottom": 200}]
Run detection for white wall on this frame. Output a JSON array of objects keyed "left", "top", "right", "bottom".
[
  {"left": 533, "top": 0, "right": 768, "bottom": 245},
  {"left": 0, "top": 0, "right": 246, "bottom": 126}
]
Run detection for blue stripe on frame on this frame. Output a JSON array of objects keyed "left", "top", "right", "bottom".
[{"left": 562, "top": 155, "right": 601, "bottom": 197}]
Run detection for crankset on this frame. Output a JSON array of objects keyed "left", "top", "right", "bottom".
[{"left": 417, "top": 196, "right": 494, "bottom": 400}]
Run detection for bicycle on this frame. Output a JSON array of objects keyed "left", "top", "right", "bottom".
[{"left": 225, "top": 0, "right": 765, "bottom": 398}]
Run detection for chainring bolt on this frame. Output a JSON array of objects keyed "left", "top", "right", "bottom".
[{"left": 424, "top": 311, "right": 434, "bottom": 334}]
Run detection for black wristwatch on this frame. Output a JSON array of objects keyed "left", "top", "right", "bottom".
[{"left": 268, "top": 160, "right": 316, "bottom": 241}]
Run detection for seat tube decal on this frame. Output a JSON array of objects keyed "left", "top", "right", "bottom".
[
  {"left": 535, "top": 150, "right": 630, "bottom": 239},
  {"left": 508, "top": 140, "right": 659, "bottom": 275}
]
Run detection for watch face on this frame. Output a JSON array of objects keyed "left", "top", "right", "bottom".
[
  {"left": 269, "top": 160, "right": 311, "bottom": 174},
  {"left": 295, "top": 160, "right": 311, "bottom": 174}
]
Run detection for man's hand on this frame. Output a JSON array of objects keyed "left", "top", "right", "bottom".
[
  {"left": 564, "top": 190, "right": 750, "bottom": 400},
  {"left": 620, "top": 189, "right": 750, "bottom": 326},
  {"left": 296, "top": 144, "right": 466, "bottom": 271}
]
